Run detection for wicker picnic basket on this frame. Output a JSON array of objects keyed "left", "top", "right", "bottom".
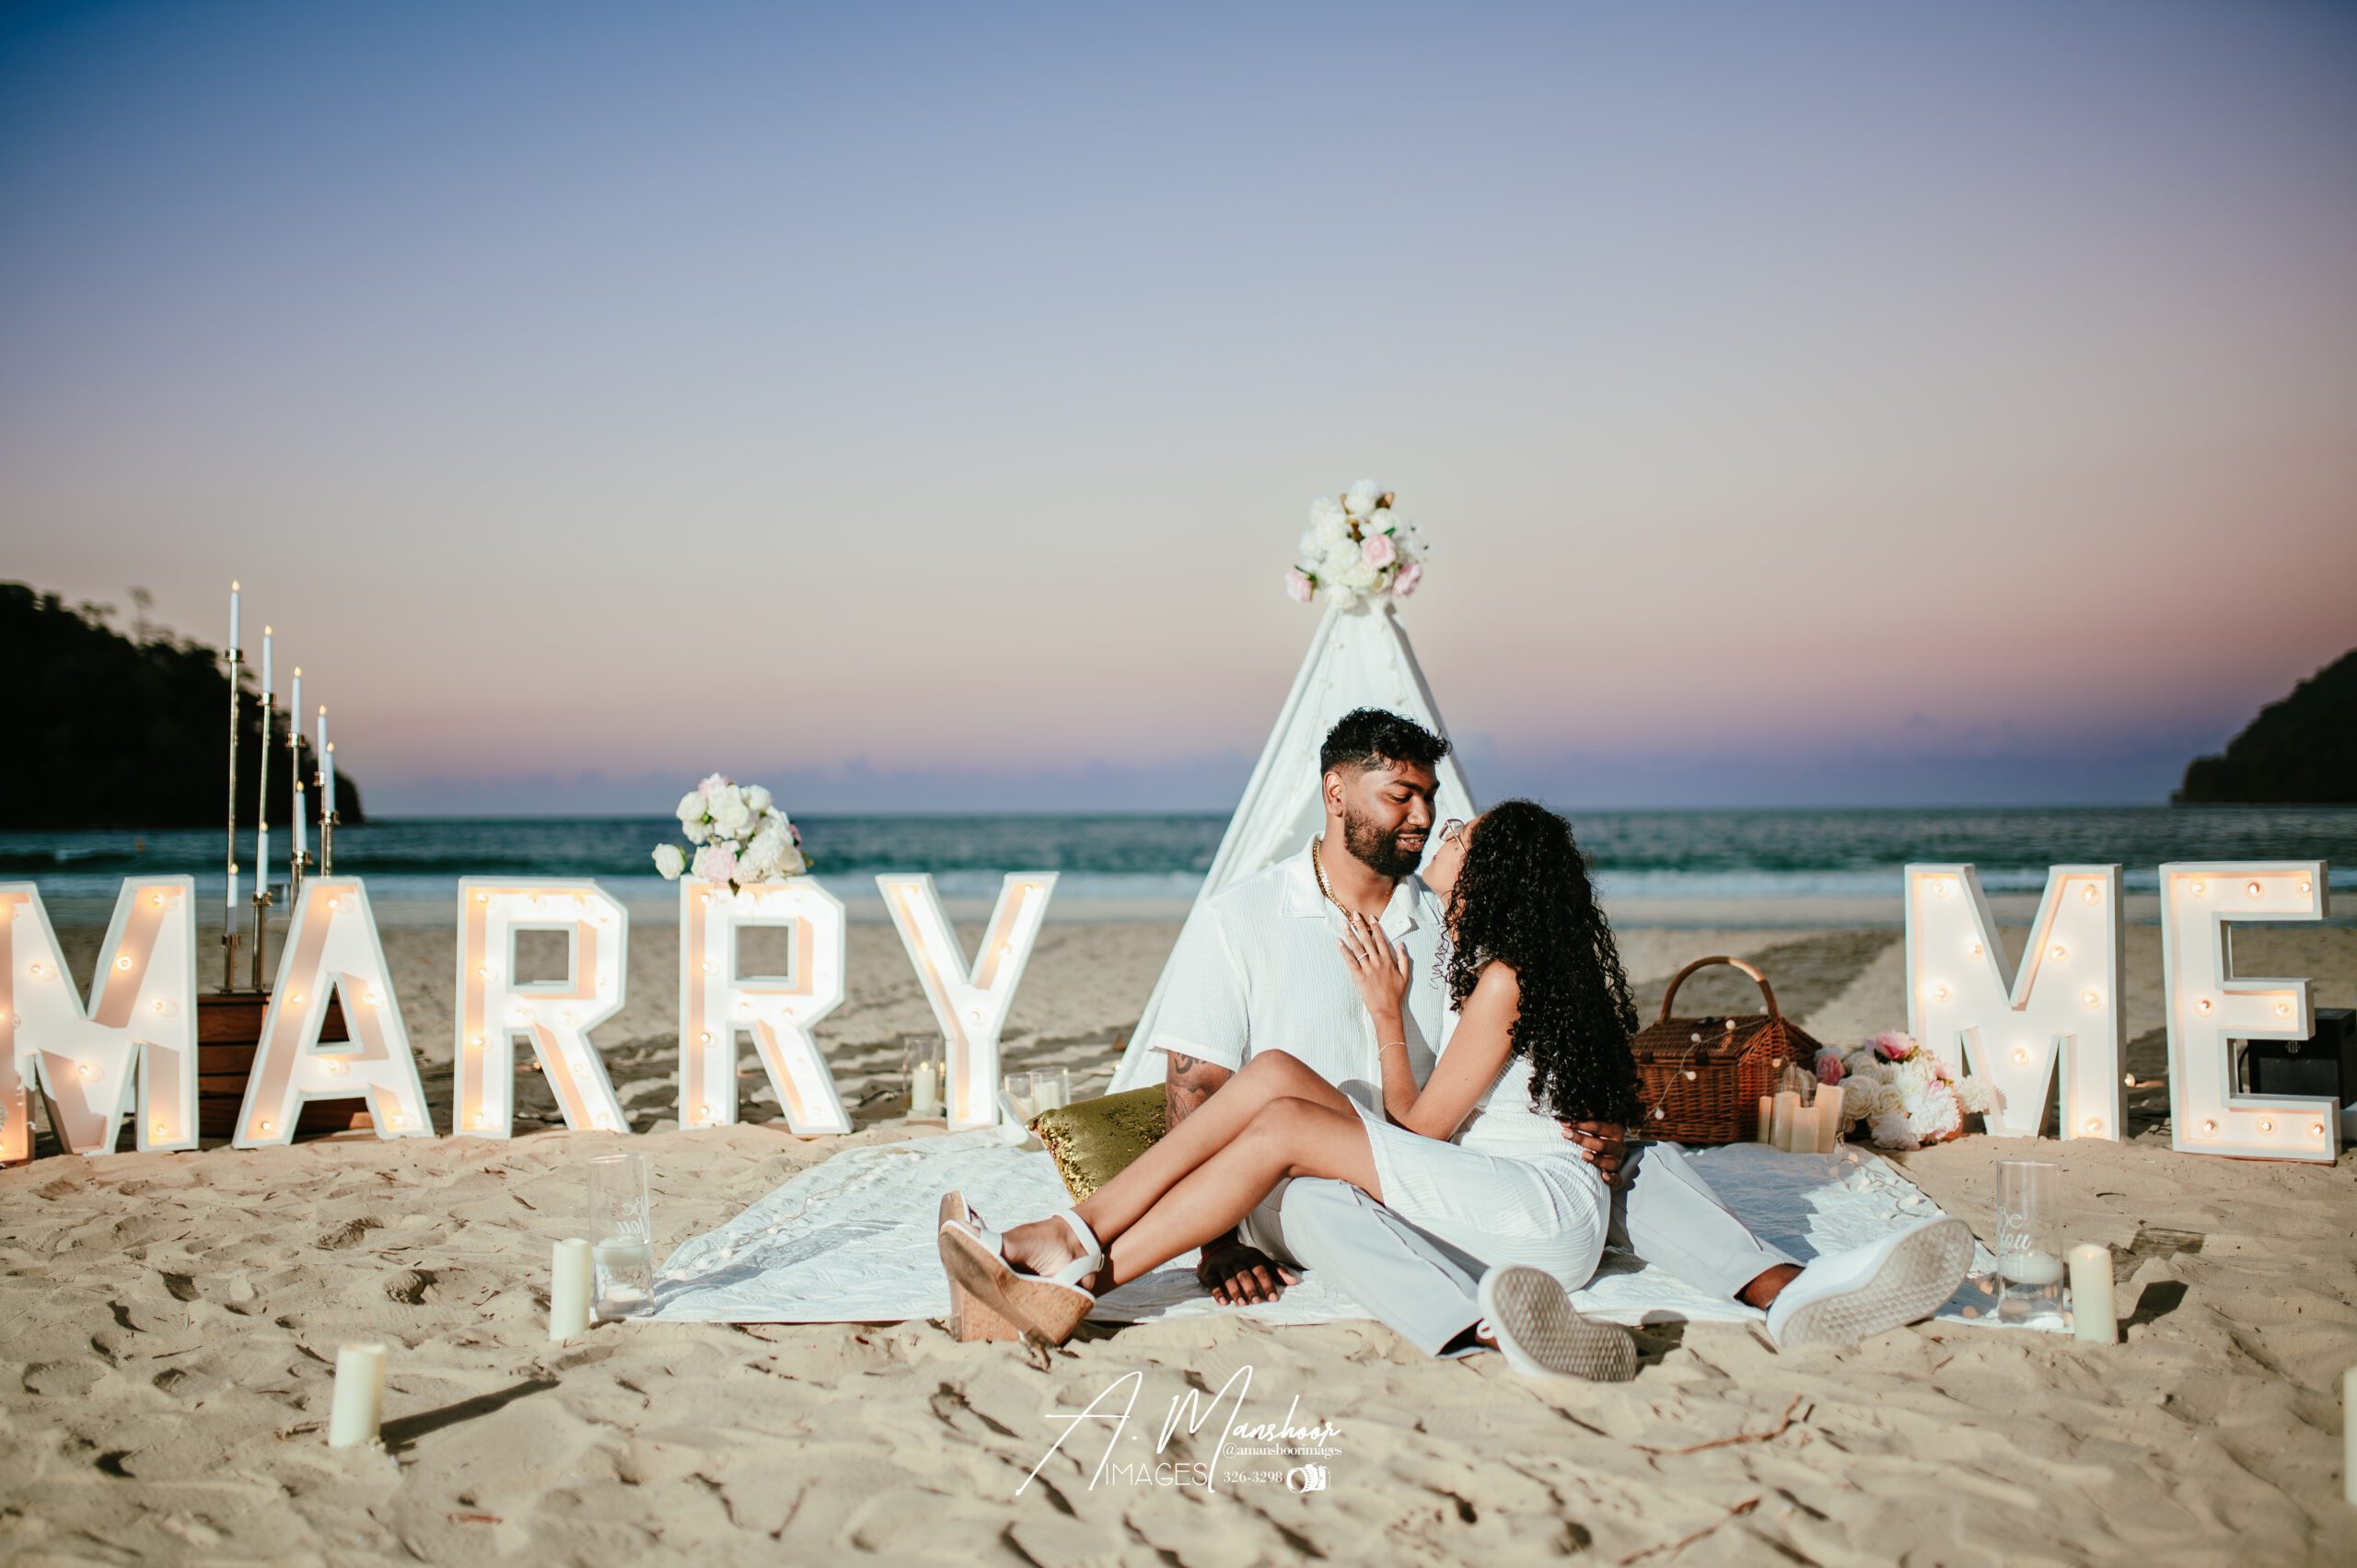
[{"left": 1629, "top": 956, "right": 1819, "bottom": 1145}]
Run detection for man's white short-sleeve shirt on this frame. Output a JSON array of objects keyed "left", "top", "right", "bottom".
[{"left": 1145, "top": 838, "right": 1447, "bottom": 1109}]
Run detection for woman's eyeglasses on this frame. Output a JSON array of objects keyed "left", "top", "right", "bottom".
[{"left": 1438, "top": 819, "right": 1465, "bottom": 845}]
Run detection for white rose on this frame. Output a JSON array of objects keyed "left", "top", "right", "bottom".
[
  {"left": 745, "top": 784, "right": 773, "bottom": 815},
  {"left": 1868, "top": 1109, "right": 1920, "bottom": 1150},
  {"left": 682, "top": 815, "right": 711, "bottom": 845},
  {"left": 652, "top": 843, "right": 687, "bottom": 879},
  {"left": 738, "top": 840, "right": 780, "bottom": 881},
  {"left": 1318, "top": 581, "right": 1359, "bottom": 609},
  {"left": 1364, "top": 508, "right": 1396, "bottom": 535},
  {"left": 676, "top": 790, "right": 706, "bottom": 826},
  {"left": 708, "top": 788, "right": 753, "bottom": 838},
  {"left": 1338, "top": 556, "right": 1380, "bottom": 591},
  {"left": 1309, "top": 494, "right": 1344, "bottom": 528},
  {"left": 1315, "top": 508, "right": 1352, "bottom": 550},
  {"left": 1344, "top": 479, "right": 1382, "bottom": 517}
]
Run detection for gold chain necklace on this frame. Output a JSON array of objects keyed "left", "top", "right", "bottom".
[{"left": 1310, "top": 836, "right": 1352, "bottom": 916}]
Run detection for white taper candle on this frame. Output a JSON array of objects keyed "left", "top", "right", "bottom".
[
  {"left": 290, "top": 668, "right": 307, "bottom": 860},
  {"left": 255, "top": 627, "right": 272, "bottom": 892},
  {"left": 326, "top": 1342, "right": 388, "bottom": 1447}
]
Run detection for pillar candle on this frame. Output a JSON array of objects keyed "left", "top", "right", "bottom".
[
  {"left": 911, "top": 1060, "right": 941, "bottom": 1118},
  {"left": 2069, "top": 1243, "right": 2115, "bottom": 1343},
  {"left": 1813, "top": 1083, "right": 1846, "bottom": 1154},
  {"left": 1755, "top": 1095, "right": 1774, "bottom": 1144},
  {"left": 1771, "top": 1091, "right": 1800, "bottom": 1152},
  {"left": 326, "top": 1342, "right": 388, "bottom": 1447},
  {"left": 551, "top": 1237, "right": 592, "bottom": 1341}
]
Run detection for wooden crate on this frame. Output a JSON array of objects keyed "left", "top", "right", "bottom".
[{"left": 195, "top": 992, "right": 373, "bottom": 1139}]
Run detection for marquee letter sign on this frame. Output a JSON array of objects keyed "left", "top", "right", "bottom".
[
  {"left": 0, "top": 877, "right": 198, "bottom": 1158},
  {"left": 236, "top": 877, "right": 435, "bottom": 1147},
  {"left": 1905, "top": 864, "right": 2125, "bottom": 1140},
  {"left": 455, "top": 880, "right": 629, "bottom": 1137},
  {"left": 877, "top": 872, "right": 1055, "bottom": 1130},
  {"left": 678, "top": 878, "right": 852, "bottom": 1133},
  {"left": 2160, "top": 860, "right": 2335, "bottom": 1163}
]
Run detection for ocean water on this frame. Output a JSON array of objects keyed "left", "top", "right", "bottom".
[{"left": 4, "top": 807, "right": 2352, "bottom": 922}]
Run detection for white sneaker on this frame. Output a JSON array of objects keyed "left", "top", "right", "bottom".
[
  {"left": 1765, "top": 1217, "right": 1974, "bottom": 1348},
  {"left": 1475, "top": 1266, "right": 1637, "bottom": 1382}
]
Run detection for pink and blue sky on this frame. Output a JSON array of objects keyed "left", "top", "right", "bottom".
[{"left": 5, "top": 1, "right": 2353, "bottom": 813}]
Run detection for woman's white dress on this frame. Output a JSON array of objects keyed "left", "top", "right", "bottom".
[{"left": 1347, "top": 1010, "right": 1611, "bottom": 1286}]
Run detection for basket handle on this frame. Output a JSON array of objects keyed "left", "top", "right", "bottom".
[{"left": 1655, "top": 956, "right": 1783, "bottom": 1025}]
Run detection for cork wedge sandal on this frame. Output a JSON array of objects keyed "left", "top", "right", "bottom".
[
  {"left": 936, "top": 1191, "right": 1024, "bottom": 1342},
  {"left": 938, "top": 1207, "right": 1104, "bottom": 1349}
]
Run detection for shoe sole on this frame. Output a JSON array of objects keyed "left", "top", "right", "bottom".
[
  {"left": 1774, "top": 1217, "right": 1975, "bottom": 1348},
  {"left": 1478, "top": 1267, "right": 1638, "bottom": 1382},
  {"left": 938, "top": 1220, "right": 1093, "bottom": 1348},
  {"left": 937, "top": 1192, "right": 1024, "bottom": 1343}
]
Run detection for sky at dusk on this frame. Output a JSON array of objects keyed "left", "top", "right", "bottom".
[{"left": 5, "top": 1, "right": 2353, "bottom": 814}]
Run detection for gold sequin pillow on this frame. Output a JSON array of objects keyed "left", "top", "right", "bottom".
[{"left": 1028, "top": 1086, "right": 1167, "bottom": 1202}]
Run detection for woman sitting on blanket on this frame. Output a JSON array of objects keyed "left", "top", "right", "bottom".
[{"left": 939, "top": 798, "right": 1653, "bottom": 1352}]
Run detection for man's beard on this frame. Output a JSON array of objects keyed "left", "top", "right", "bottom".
[{"left": 1341, "top": 808, "right": 1425, "bottom": 880}]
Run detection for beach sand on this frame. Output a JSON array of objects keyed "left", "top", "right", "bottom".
[{"left": 4, "top": 916, "right": 2354, "bottom": 1563}]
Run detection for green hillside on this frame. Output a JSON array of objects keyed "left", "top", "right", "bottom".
[
  {"left": 3, "top": 583, "right": 367, "bottom": 830},
  {"left": 2176, "top": 650, "right": 2357, "bottom": 806}
]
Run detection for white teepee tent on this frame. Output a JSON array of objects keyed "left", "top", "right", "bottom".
[{"left": 1107, "top": 600, "right": 1478, "bottom": 1091}]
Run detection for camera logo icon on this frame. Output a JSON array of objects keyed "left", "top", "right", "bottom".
[{"left": 1285, "top": 1464, "right": 1328, "bottom": 1493}]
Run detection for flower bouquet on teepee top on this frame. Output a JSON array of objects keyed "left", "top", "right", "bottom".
[
  {"left": 1284, "top": 479, "right": 1427, "bottom": 610},
  {"left": 652, "top": 773, "right": 808, "bottom": 894},
  {"left": 1816, "top": 1030, "right": 1996, "bottom": 1151}
]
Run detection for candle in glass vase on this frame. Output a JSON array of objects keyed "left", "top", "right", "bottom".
[
  {"left": 2069, "top": 1243, "right": 2115, "bottom": 1343},
  {"left": 326, "top": 1342, "right": 387, "bottom": 1448},
  {"left": 911, "top": 1060, "right": 941, "bottom": 1118},
  {"left": 1998, "top": 1249, "right": 2065, "bottom": 1287}
]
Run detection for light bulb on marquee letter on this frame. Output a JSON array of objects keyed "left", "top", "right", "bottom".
[
  {"left": 1904, "top": 864, "right": 2124, "bottom": 1141},
  {"left": 876, "top": 872, "right": 1056, "bottom": 1131},
  {"left": 0, "top": 878, "right": 199, "bottom": 1158},
  {"left": 2160, "top": 861, "right": 2333, "bottom": 1163},
  {"left": 678, "top": 877, "right": 852, "bottom": 1133},
  {"left": 455, "top": 879, "right": 630, "bottom": 1137},
  {"left": 235, "top": 878, "right": 435, "bottom": 1148}
]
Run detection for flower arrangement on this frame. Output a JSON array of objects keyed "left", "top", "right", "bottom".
[
  {"left": 1284, "top": 480, "right": 1426, "bottom": 610},
  {"left": 1816, "top": 1030, "right": 1996, "bottom": 1151},
  {"left": 652, "top": 773, "right": 807, "bottom": 893}
]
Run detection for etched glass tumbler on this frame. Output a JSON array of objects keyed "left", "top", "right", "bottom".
[{"left": 587, "top": 1152, "right": 656, "bottom": 1320}]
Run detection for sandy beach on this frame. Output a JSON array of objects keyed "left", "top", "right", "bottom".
[{"left": 4, "top": 913, "right": 2354, "bottom": 1563}]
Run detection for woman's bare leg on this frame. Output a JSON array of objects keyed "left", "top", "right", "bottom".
[
  {"left": 1098, "top": 1097, "right": 1381, "bottom": 1288},
  {"left": 1071, "top": 1051, "right": 1354, "bottom": 1245}
]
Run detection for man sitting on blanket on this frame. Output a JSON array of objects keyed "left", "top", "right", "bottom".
[{"left": 1150, "top": 708, "right": 1973, "bottom": 1377}]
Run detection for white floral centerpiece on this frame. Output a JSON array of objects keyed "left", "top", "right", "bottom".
[
  {"left": 652, "top": 773, "right": 807, "bottom": 893},
  {"left": 1284, "top": 479, "right": 1426, "bottom": 610},
  {"left": 1815, "top": 1031, "right": 1996, "bottom": 1151}
]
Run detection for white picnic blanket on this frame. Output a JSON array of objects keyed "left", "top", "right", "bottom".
[{"left": 650, "top": 1130, "right": 2053, "bottom": 1333}]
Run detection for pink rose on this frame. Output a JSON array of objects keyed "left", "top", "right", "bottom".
[
  {"left": 1362, "top": 533, "right": 1397, "bottom": 568},
  {"left": 1392, "top": 561, "right": 1422, "bottom": 598},
  {"left": 1869, "top": 1029, "right": 1914, "bottom": 1063},
  {"left": 691, "top": 842, "right": 738, "bottom": 886},
  {"left": 1284, "top": 568, "right": 1314, "bottom": 603},
  {"left": 1814, "top": 1051, "right": 1845, "bottom": 1086}
]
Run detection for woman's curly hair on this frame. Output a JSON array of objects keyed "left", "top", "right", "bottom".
[{"left": 1443, "top": 798, "right": 1643, "bottom": 1126}]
